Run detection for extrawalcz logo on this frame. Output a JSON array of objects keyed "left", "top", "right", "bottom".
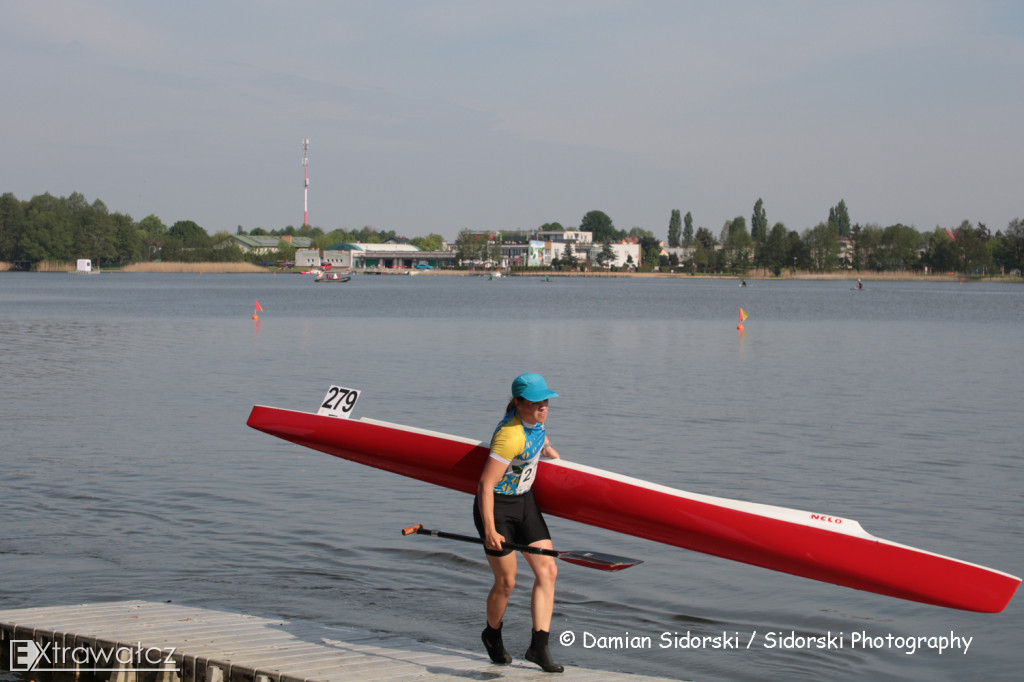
[
  {"left": 10, "top": 641, "right": 47, "bottom": 671},
  {"left": 9, "top": 639, "right": 179, "bottom": 672}
]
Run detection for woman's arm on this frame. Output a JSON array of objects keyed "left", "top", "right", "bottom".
[
  {"left": 542, "top": 435, "right": 560, "bottom": 460},
  {"left": 477, "top": 456, "right": 510, "bottom": 550}
]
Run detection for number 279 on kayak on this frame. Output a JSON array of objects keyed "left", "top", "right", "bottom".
[{"left": 318, "top": 385, "right": 361, "bottom": 418}]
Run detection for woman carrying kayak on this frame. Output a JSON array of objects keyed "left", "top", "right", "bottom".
[{"left": 475, "top": 373, "right": 564, "bottom": 673}]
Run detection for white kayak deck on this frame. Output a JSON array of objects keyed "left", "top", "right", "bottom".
[{"left": 0, "top": 600, "right": 678, "bottom": 681}]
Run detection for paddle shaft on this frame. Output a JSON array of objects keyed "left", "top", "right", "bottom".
[
  {"left": 402, "top": 524, "right": 559, "bottom": 558},
  {"left": 402, "top": 524, "right": 643, "bottom": 571}
]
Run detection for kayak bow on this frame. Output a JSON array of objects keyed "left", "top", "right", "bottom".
[{"left": 246, "top": 405, "right": 1019, "bottom": 613}]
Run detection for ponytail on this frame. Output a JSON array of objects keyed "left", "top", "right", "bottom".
[{"left": 504, "top": 396, "right": 518, "bottom": 415}]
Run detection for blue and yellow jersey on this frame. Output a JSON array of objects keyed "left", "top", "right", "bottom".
[{"left": 488, "top": 411, "right": 546, "bottom": 495}]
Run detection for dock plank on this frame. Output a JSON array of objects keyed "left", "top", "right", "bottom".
[{"left": 0, "top": 601, "right": 679, "bottom": 681}]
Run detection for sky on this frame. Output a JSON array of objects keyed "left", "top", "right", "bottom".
[{"left": 2, "top": 1, "right": 1022, "bottom": 242}]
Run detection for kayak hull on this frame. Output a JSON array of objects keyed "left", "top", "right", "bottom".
[{"left": 246, "top": 405, "right": 1019, "bottom": 613}]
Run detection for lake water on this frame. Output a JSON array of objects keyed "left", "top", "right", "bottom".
[{"left": 1, "top": 273, "right": 1021, "bottom": 681}]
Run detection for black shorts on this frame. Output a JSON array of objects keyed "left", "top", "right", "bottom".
[{"left": 473, "top": 489, "right": 551, "bottom": 557}]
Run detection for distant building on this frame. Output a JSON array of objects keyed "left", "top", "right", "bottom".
[
  {"left": 227, "top": 234, "right": 312, "bottom": 254},
  {"left": 839, "top": 236, "right": 854, "bottom": 268},
  {"left": 294, "top": 249, "right": 323, "bottom": 268},
  {"left": 321, "top": 249, "right": 350, "bottom": 269},
  {"left": 227, "top": 235, "right": 283, "bottom": 255},
  {"left": 662, "top": 246, "right": 695, "bottom": 262},
  {"left": 456, "top": 228, "right": 643, "bottom": 269},
  {"left": 594, "top": 242, "right": 641, "bottom": 269},
  {"left": 280, "top": 235, "right": 313, "bottom": 249},
  {"left": 328, "top": 242, "right": 456, "bottom": 269},
  {"left": 535, "top": 229, "right": 592, "bottom": 245}
]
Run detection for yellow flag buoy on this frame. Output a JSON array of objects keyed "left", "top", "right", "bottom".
[{"left": 738, "top": 307, "right": 749, "bottom": 330}]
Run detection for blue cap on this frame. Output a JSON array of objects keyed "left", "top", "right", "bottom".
[{"left": 511, "top": 373, "right": 558, "bottom": 402}]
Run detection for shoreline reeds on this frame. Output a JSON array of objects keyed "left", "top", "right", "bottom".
[{"left": 120, "top": 262, "right": 267, "bottom": 273}]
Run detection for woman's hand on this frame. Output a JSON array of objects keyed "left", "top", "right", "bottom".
[
  {"left": 484, "top": 528, "right": 506, "bottom": 551},
  {"left": 542, "top": 436, "right": 560, "bottom": 459}
]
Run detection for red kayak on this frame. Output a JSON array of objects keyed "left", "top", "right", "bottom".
[{"left": 246, "top": 405, "right": 1019, "bottom": 613}]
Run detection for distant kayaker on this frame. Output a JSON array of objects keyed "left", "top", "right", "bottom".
[
  {"left": 476, "top": 373, "right": 563, "bottom": 673},
  {"left": 857, "top": 279, "right": 863, "bottom": 290}
]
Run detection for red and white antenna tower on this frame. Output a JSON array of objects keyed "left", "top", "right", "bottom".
[{"left": 302, "top": 138, "right": 310, "bottom": 227}]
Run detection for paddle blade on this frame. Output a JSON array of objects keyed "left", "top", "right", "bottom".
[{"left": 557, "top": 550, "right": 643, "bottom": 571}]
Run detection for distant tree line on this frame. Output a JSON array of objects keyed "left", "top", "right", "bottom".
[
  {"left": 472, "top": 204, "right": 1022, "bottom": 276},
  {"left": 659, "top": 199, "right": 1022, "bottom": 277},
  {"left": 0, "top": 191, "right": 249, "bottom": 267},
  {"left": 0, "top": 191, "right": 445, "bottom": 268},
  {"left": 3, "top": 190, "right": 1021, "bottom": 276}
]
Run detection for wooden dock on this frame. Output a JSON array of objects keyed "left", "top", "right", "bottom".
[{"left": 0, "top": 601, "right": 678, "bottom": 681}]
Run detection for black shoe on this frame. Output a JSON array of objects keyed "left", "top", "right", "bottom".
[
  {"left": 525, "top": 629, "right": 563, "bottom": 673},
  {"left": 481, "top": 622, "right": 512, "bottom": 664}
]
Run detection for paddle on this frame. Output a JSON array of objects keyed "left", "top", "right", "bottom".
[{"left": 401, "top": 524, "right": 643, "bottom": 571}]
